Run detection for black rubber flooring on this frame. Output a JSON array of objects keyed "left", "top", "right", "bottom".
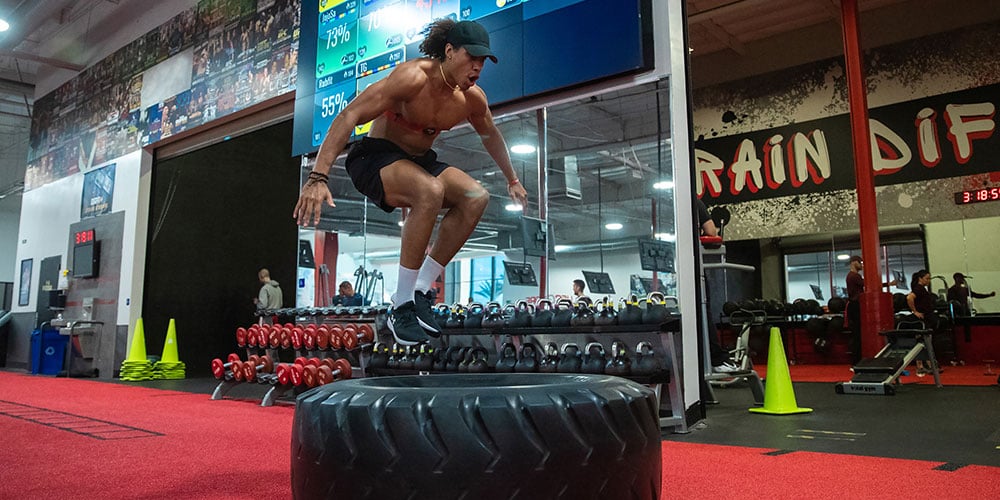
[{"left": 665, "top": 381, "right": 1000, "bottom": 468}]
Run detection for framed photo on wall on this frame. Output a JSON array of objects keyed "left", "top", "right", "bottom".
[{"left": 18, "top": 258, "right": 32, "bottom": 306}]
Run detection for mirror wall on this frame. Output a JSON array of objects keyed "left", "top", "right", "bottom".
[{"left": 303, "top": 79, "right": 680, "bottom": 309}]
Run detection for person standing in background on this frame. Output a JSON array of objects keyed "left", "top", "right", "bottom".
[
  {"left": 947, "top": 273, "right": 995, "bottom": 316},
  {"left": 255, "top": 268, "right": 283, "bottom": 311}
]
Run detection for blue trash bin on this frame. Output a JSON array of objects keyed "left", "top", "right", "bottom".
[{"left": 30, "top": 328, "right": 68, "bottom": 375}]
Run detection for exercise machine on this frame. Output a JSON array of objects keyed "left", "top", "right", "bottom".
[
  {"left": 835, "top": 317, "right": 941, "bottom": 395},
  {"left": 704, "top": 308, "right": 765, "bottom": 405}
]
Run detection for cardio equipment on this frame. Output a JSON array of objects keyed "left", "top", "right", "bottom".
[{"left": 835, "top": 316, "right": 942, "bottom": 395}]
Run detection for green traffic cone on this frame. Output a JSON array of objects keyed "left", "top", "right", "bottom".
[{"left": 126, "top": 318, "right": 149, "bottom": 363}]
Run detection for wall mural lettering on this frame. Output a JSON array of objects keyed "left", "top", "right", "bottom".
[
  {"left": 25, "top": 0, "right": 301, "bottom": 192},
  {"left": 692, "top": 20, "right": 1000, "bottom": 241},
  {"left": 696, "top": 82, "right": 999, "bottom": 204}
]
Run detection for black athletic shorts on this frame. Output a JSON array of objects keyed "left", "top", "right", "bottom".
[{"left": 345, "top": 137, "right": 450, "bottom": 213}]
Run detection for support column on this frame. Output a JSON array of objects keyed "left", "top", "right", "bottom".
[{"left": 841, "top": 0, "right": 894, "bottom": 357}]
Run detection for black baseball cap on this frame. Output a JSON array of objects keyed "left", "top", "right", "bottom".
[{"left": 447, "top": 21, "right": 497, "bottom": 63}]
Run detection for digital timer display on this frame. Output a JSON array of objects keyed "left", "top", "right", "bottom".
[
  {"left": 74, "top": 229, "right": 95, "bottom": 245},
  {"left": 954, "top": 188, "right": 1000, "bottom": 205}
]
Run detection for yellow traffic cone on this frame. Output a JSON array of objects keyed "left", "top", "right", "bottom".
[
  {"left": 161, "top": 319, "right": 179, "bottom": 363},
  {"left": 126, "top": 318, "right": 149, "bottom": 362},
  {"left": 749, "top": 326, "right": 812, "bottom": 415}
]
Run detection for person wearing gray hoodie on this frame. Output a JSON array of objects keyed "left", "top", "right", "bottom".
[{"left": 255, "top": 268, "right": 283, "bottom": 311}]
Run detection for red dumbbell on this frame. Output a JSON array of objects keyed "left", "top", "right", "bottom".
[
  {"left": 210, "top": 353, "right": 242, "bottom": 379},
  {"left": 341, "top": 323, "right": 375, "bottom": 350},
  {"left": 242, "top": 354, "right": 275, "bottom": 382},
  {"left": 303, "top": 358, "right": 352, "bottom": 387},
  {"left": 235, "top": 327, "right": 248, "bottom": 347},
  {"left": 291, "top": 325, "right": 304, "bottom": 349},
  {"left": 315, "top": 325, "right": 331, "bottom": 350},
  {"left": 328, "top": 325, "right": 344, "bottom": 350}
]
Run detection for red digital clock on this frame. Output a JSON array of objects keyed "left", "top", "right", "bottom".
[
  {"left": 954, "top": 188, "right": 1000, "bottom": 205},
  {"left": 74, "top": 229, "right": 96, "bottom": 245}
]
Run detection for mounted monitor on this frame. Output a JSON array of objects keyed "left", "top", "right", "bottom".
[
  {"left": 638, "top": 238, "right": 674, "bottom": 273},
  {"left": 503, "top": 261, "right": 537, "bottom": 286},
  {"left": 582, "top": 271, "right": 615, "bottom": 294},
  {"left": 73, "top": 241, "right": 101, "bottom": 279},
  {"left": 292, "top": 0, "right": 655, "bottom": 155},
  {"left": 893, "top": 270, "right": 907, "bottom": 290},
  {"left": 809, "top": 284, "right": 824, "bottom": 301},
  {"left": 521, "top": 216, "right": 549, "bottom": 258}
]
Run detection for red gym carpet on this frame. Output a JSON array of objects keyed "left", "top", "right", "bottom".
[{"left": 1, "top": 372, "right": 998, "bottom": 499}]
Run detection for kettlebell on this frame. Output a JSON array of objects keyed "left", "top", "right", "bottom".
[
  {"left": 633, "top": 341, "right": 661, "bottom": 376},
  {"left": 398, "top": 345, "right": 416, "bottom": 370},
  {"left": 551, "top": 299, "right": 575, "bottom": 327},
  {"left": 515, "top": 343, "right": 539, "bottom": 372},
  {"left": 538, "top": 342, "right": 560, "bottom": 373},
  {"left": 481, "top": 302, "right": 506, "bottom": 329},
  {"left": 594, "top": 297, "right": 618, "bottom": 326},
  {"left": 432, "top": 346, "right": 451, "bottom": 371},
  {"left": 509, "top": 300, "right": 534, "bottom": 328},
  {"left": 533, "top": 299, "right": 554, "bottom": 327},
  {"left": 495, "top": 341, "right": 518, "bottom": 372},
  {"left": 619, "top": 295, "right": 644, "bottom": 325},
  {"left": 464, "top": 303, "right": 486, "bottom": 330},
  {"left": 557, "top": 343, "right": 583, "bottom": 372},
  {"left": 434, "top": 303, "right": 451, "bottom": 328},
  {"left": 387, "top": 343, "right": 402, "bottom": 369},
  {"left": 414, "top": 344, "right": 435, "bottom": 371},
  {"left": 447, "top": 346, "right": 468, "bottom": 371},
  {"left": 446, "top": 304, "right": 466, "bottom": 329},
  {"left": 467, "top": 347, "right": 490, "bottom": 373},
  {"left": 604, "top": 341, "right": 631, "bottom": 376},
  {"left": 571, "top": 299, "right": 596, "bottom": 327},
  {"left": 642, "top": 291, "right": 670, "bottom": 325},
  {"left": 370, "top": 342, "right": 390, "bottom": 369},
  {"left": 581, "top": 342, "right": 606, "bottom": 374},
  {"left": 458, "top": 347, "right": 473, "bottom": 372}
]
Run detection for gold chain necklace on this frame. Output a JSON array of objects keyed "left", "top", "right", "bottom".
[{"left": 439, "top": 62, "right": 460, "bottom": 92}]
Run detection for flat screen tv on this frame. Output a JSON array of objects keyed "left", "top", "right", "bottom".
[{"left": 73, "top": 241, "right": 100, "bottom": 279}]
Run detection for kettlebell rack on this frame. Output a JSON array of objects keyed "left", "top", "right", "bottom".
[{"left": 366, "top": 320, "right": 688, "bottom": 433}]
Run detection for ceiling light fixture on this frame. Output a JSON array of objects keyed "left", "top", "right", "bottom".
[
  {"left": 510, "top": 144, "right": 536, "bottom": 154},
  {"left": 654, "top": 233, "right": 675, "bottom": 242},
  {"left": 0, "top": 19, "right": 9, "bottom": 32},
  {"left": 554, "top": 245, "right": 570, "bottom": 252},
  {"left": 653, "top": 180, "right": 674, "bottom": 190},
  {"left": 504, "top": 203, "right": 522, "bottom": 212},
  {"left": 605, "top": 222, "right": 623, "bottom": 230},
  {"left": 836, "top": 254, "right": 850, "bottom": 261}
]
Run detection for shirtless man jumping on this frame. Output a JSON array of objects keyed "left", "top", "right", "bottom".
[{"left": 293, "top": 19, "right": 528, "bottom": 345}]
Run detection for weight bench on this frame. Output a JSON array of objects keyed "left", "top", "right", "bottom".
[{"left": 835, "top": 322, "right": 941, "bottom": 395}]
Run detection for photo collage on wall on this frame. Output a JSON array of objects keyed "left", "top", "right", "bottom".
[{"left": 25, "top": 0, "right": 301, "bottom": 192}]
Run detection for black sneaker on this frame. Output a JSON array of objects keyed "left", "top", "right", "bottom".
[
  {"left": 413, "top": 290, "right": 442, "bottom": 336},
  {"left": 388, "top": 302, "right": 430, "bottom": 346}
]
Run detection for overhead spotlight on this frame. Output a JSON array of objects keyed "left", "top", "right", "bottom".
[
  {"left": 397, "top": 220, "right": 405, "bottom": 227},
  {"left": 605, "top": 222, "right": 623, "bottom": 231},
  {"left": 504, "top": 203, "right": 523, "bottom": 212},
  {"left": 653, "top": 180, "right": 674, "bottom": 190},
  {"left": 554, "top": 245, "right": 571, "bottom": 252},
  {"left": 836, "top": 254, "right": 850, "bottom": 261},
  {"left": 510, "top": 144, "right": 536, "bottom": 154},
  {"left": 654, "top": 233, "right": 675, "bottom": 242},
  {"left": 0, "top": 19, "right": 9, "bottom": 33}
]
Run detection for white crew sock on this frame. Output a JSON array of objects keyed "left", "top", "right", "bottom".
[
  {"left": 392, "top": 266, "right": 419, "bottom": 306},
  {"left": 415, "top": 255, "right": 445, "bottom": 294}
]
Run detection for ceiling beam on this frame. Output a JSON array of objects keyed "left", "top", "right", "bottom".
[
  {"left": 0, "top": 50, "right": 85, "bottom": 71},
  {"left": 699, "top": 19, "right": 747, "bottom": 56}
]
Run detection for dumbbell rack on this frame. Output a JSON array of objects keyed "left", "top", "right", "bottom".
[
  {"left": 367, "top": 320, "right": 687, "bottom": 433},
  {"left": 211, "top": 307, "right": 387, "bottom": 406}
]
